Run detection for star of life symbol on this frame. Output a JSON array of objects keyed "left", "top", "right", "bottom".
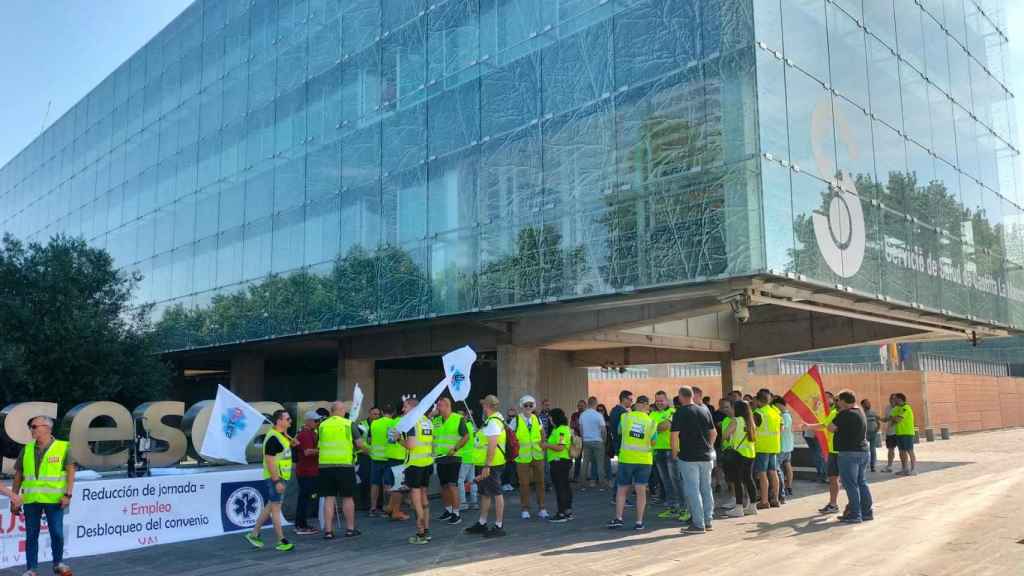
[
  {"left": 221, "top": 406, "right": 247, "bottom": 439},
  {"left": 450, "top": 367, "right": 466, "bottom": 393}
]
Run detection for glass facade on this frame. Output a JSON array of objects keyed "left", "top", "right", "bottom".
[
  {"left": 755, "top": 0, "right": 1022, "bottom": 328},
  {"left": 0, "top": 0, "right": 1019, "bottom": 354}
]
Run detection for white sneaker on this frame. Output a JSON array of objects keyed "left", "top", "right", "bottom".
[
  {"left": 521, "top": 510, "right": 531, "bottom": 519},
  {"left": 743, "top": 504, "right": 758, "bottom": 516},
  {"left": 502, "top": 484, "right": 514, "bottom": 492},
  {"left": 538, "top": 509, "right": 550, "bottom": 519},
  {"left": 725, "top": 507, "right": 745, "bottom": 518}
]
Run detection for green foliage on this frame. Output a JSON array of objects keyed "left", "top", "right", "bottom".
[{"left": 0, "top": 234, "right": 170, "bottom": 410}]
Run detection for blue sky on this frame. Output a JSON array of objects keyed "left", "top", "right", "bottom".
[{"left": 0, "top": 1, "right": 1022, "bottom": 171}]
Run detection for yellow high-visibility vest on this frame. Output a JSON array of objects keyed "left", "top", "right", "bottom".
[
  {"left": 318, "top": 416, "right": 354, "bottom": 465},
  {"left": 407, "top": 417, "right": 434, "bottom": 467},
  {"left": 22, "top": 440, "right": 69, "bottom": 505},
  {"left": 618, "top": 412, "right": 656, "bottom": 465},
  {"left": 262, "top": 429, "right": 293, "bottom": 480},
  {"left": 514, "top": 413, "right": 544, "bottom": 463}
]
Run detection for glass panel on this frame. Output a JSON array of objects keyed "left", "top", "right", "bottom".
[
  {"left": 827, "top": 3, "right": 868, "bottom": 109},
  {"left": 780, "top": 0, "right": 829, "bottom": 82}
]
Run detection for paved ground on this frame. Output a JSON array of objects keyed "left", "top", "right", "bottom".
[{"left": 26, "top": 429, "right": 1024, "bottom": 575}]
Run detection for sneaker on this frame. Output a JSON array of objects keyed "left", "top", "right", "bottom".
[
  {"left": 344, "top": 529, "right": 361, "bottom": 538},
  {"left": 725, "top": 507, "right": 744, "bottom": 518},
  {"left": 657, "top": 507, "right": 678, "bottom": 519},
  {"left": 756, "top": 502, "right": 771, "bottom": 510},
  {"left": 549, "top": 512, "right": 570, "bottom": 523},
  {"left": 681, "top": 525, "right": 706, "bottom": 534},
  {"left": 676, "top": 509, "right": 692, "bottom": 522},
  {"left": 521, "top": 510, "right": 531, "bottom": 520},
  {"left": 633, "top": 522, "right": 645, "bottom": 531},
  {"left": 862, "top": 514, "right": 874, "bottom": 522},
  {"left": 769, "top": 501, "right": 781, "bottom": 508},
  {"left": 786, "top": 487, "right": 794, "bottom": 496},
  {"left": 484, "top": 526, "right": 506, "bottom": 538},
  {"left": 408, "top": 533, "right": 430, "bottom": 545},
  {"left": 447, "top": 514, "right": 463, "bottom": 525},
  {"left": 607, "top": 518, "right": 625, "bottom": 529},
  {"left": 818, "top": 503, "right": 840, "bottom": 514},
  {"left": 275, "top": 539, "right": 294, "bottom": 552},
  {"left": 244, "top": 533, "right": 264, "bottom": 549},
  {"left": 743, "top": 504, "right": 758, "bottom": 516},
  {"left": 837, "top": 515, "right": 863, "bottom": 524},
  {"left": 294, "top": 527, "right": 319, "bottom": 536},
  {"left": 565, "top": 511, "right": 576, "bottom": 521},
  {"left": 367, "top": 508, "right": 381, "bottom": 518},
  {"left": 53, "top": 566, "right": 72, "bottom": 576},
  {"left": 895, "top": 470, "right": 910, "bottom": 476},
  {"left": 501, "top": 484, "right": 515, "bottom": 492},
  {"left": 882, "top": 466, "right": 893, "bottom": 473},
  {"left": 438, "top": 510, "right": 453, "bottom": 521},
  {"left": 538, "top": 509, "right": 550, "bottom": 519},
  {"left": 423, "top": 529, "right": 432, "bottom": 541},
  {"left": 464, "top": 522, "right": 488, "bottom": 535},
  {"left": 704, "top": 522, "right": 714, "bottom": 531}
]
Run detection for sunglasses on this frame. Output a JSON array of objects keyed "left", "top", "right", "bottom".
[
  {"left": 29, "top": 424, "right": 50, "bottom": 430},
  {"left": 523, "top": 403, "right": 534, "bottom": 408}
]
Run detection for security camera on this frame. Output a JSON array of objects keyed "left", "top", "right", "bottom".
[{"left": 733, "top": 304, "right": 751, "bottom": 324}]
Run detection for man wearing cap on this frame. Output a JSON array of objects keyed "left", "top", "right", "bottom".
[
  {"left": 12, "top": 415, "right": 74, "bottom": 576},
  {"left": 294, "top": 410, "right": 322, "bottom": 535},
  {"left": 511, "top": 395, "right": 549, "bottom": 520},
  {"left": 465, "top": 395, "right": 508, "bottom": 538}
]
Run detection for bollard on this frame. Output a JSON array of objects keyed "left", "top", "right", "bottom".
[
  {"left": 925, "top": 428, "right": 935, "bottom": 442},
  {"left": 940, "top": 427, "right": 951, "bottom": 440}
]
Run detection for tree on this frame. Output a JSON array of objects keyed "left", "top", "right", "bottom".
[{"left": 0, "top": 234, "right": 170, "bottom": 411}]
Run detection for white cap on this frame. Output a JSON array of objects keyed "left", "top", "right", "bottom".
[
  {"left": 304, "top": 411, "right": 320, "bottom": 421},
  {"left": 519, "top": 395, "right": 537, "bottom": 407}
]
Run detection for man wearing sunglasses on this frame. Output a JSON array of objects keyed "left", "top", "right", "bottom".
[{"left": 12, "top": 415, "right": 75, "bottom": 576}]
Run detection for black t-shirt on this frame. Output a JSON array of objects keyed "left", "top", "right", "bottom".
[
  {"left": 265, "top": 435, "right": 285, "bottom": 456},
  {"left": 834, "top": 408, "right": 868, "bottom": 452},
  {"left": 671, "top": 404, "right": 714, "bottom": 462}
]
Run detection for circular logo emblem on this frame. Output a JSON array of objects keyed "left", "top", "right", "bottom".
[{"left": 225, "top": 486, "right": 264, "bottom": 528}]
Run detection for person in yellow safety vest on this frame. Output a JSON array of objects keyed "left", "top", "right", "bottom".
[
  {"left": 12, "top": 415, "right": 74, "bottom": 576},
  {"left": 369, "top": 403, "right": 397, "bottom": 518},
  {"left": 608, "top": 395, "right": 657, "bottom": 530},
  {"left": 652, "top": 391, "right": 684, "bottom": 520},
  {"left": 382, "top": 403, "right": 410, "bottom": 521},
  {"left": 464, "top": 394, "right": 508, "bottom": 538},
  {"left": 245, "top": 410, "right": 297, "bottom": 552},
  {"left": 317, "top": 401, "right": 369, "bottom": 539},
  {"left": 890, "top": 392, "right": 917, "bottom": 476},
  {"left": 539, "top": 408, "right": 574, "bottom": 522},
  {"left": 511, "top": 395, "right": 548, "bottom": 519},
  {"left": 456, "top": 407, "right": 479, "bottom": 511},
  {"left": 751, "top": 389, "right": 782, "bottom": 509},
  {"left": 432, "top": 397, "right": 471, "bottom": 526},
  {"left": 714, "top": 398, "right": 737, "bottom": 511},
  {"left": 805, "top": 391, "right": 842, "bottom": 514},
  {"left": 402, "top": 396, "right": 435, "bottom": 545},
  {"left": 723, "top": 400, "right": 759, "bottom": 518}
]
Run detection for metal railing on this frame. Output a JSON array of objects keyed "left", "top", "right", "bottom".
[
  {"left": 918, "top": 354, "right": 1009, "bottom": 376},
  {"left": 775, "top": 359, "right": 886, "bottom": 375}
]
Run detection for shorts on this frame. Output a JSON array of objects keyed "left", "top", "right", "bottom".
[
  {"left": 827, "top": 453, "right": 839, "bottom": 477},
  {"left": 885, "top": 435, "right": 897, "bottom": 449},
  {"left": 318, "top": 466, "right": 356, "bottom": 498},
  {"left": 778, "top": 451, "right": 792, "bottom": 465},
  {"left": 616, "top": 463, "right": 652, "bottom": 486},
  {"left": 265, "top": 479, "right": 283, "bottom": 503},
  {"left": 754, "top": 453, "right": 778, "bottom": 474},
  {"left": 436, "top": 460, "right": 461, "bottom": 486},
  {"left": 370, "top": 459, "right": 391, "bottom": 486},
  {"left": 476, "top": 465, "right": 503, "bottom": 497},
  {"left": 405, "top": 464, "right": 433, "bottom": 489},
  {"left": 896, "top": 435, "right": 915, "bottom": 452}
]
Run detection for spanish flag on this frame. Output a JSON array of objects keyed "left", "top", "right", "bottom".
[{"left": 782, "top": 365, "right": 829, "bottom": 460}]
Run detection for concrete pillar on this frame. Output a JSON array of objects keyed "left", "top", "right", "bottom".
[
  {"left": 230, "top": 352, "right": 265, "bottom": 400},
  {"left": 337, "top": 347, "right": 376, "bottom": 409},
  {"left": 497, "top": 345, "right": 587, "bottom": 412},
  {"left": 720, "top": 353, "right": 749, "bottom": 398}
]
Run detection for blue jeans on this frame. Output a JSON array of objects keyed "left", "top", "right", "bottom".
[
  {"left": 837, "top": 452, "right": 873, "bottom": 520},
  {"left": 805, "top": 435, "right": 826, "bottom": 478},
  {"left": 654, "top": 450, "right": 682, "bottom": 507},
  {"left": 25, "top": 503, "right": 64, "bottom": 571},
  {"left": 677, "top": 460, "right": 714, "bottom": 529}
]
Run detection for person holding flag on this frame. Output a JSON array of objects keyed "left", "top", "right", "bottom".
[
  {"left": 245, "top": 409, "right": 296, "bottom": 552},
  {"left": 402, "top": 396, "right": 435, "bottom": 545}
]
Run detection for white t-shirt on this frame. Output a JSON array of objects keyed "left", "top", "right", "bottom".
[
  {"left": 482, "top": 419, "right": 503, "bottom": 436},
  {"left": 580, "top": 409, "right": 606, "bottom": 442}
]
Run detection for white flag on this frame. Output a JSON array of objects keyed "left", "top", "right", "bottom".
[
  {"left": 350, "top": 383, "right": 364, "bottom": 421},
  {"left": 200, "top": 385, "right": 266, "bottom": 464},
  {"left": 443, "top": 346, "right": 476, "bottom": 402},
  {"left": 393, "top": 378, "right": 448, "bottom": 434}
]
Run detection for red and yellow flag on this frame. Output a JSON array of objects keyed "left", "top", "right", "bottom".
[{"left": 782, "top": 365, "right": 829, "bottom": 460}]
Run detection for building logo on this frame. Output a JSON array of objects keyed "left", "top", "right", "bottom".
[
  {"left": 221, "top": 483, "right": 265, "bottom": 532},
  {"left": 811, "top": 98, "right": 865, "bottom": 278},
  {"left": 221, "top": 407, "right": 248, "bottom": 439}
]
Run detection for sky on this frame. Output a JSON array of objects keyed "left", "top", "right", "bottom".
[{"left": 0, "top": 1, "right": 1022, "bottom": 170}]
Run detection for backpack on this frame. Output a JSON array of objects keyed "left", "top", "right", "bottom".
[{"left": 501, "top": 418, "right": 520, "bottom": 462}]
